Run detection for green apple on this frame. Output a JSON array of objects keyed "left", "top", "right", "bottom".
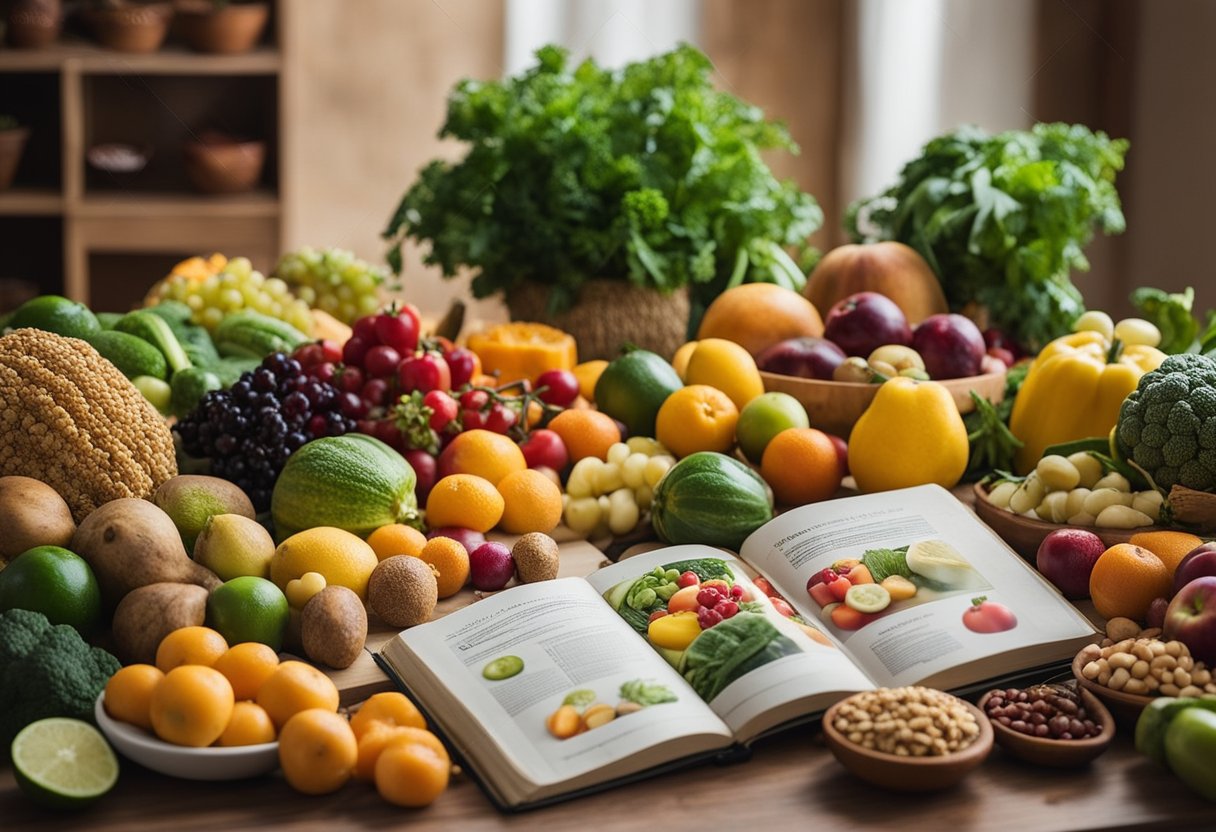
[
  {"left": 1164, "top": 706, "right": 1216, "bottom": 800},
  {"left": 736, "top": 392, "right": 810, "bottom": 463}
]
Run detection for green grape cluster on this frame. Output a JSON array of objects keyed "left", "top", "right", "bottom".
[
  {"left": 274, "top": 246, "right": 386, "bottom": 324},
  {"left": 152, "top": 256, "right": 315, "bottom": 333}
]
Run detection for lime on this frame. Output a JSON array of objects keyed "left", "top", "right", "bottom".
[
  {"left": 594, "top": 350, "right": 684, "bottom": 438},
  {"left": 11, "top": 718, "right": 119, "bottom": 809},
  {"left": 8, "top": 295, "right": 100, "bottom": 340},
  {"left": 482, "top": 655, "right": 524, "bottom": 680},
  {"left": 0, "top": 546, "right": 102, "bottom": 633},
  {"left": 206, "top": 576, "right": 290, "bottom": 650},
  {"left": 736, "top": 392, "right": 810, "bottom": 463}
]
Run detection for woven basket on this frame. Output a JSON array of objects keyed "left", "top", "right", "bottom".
[{"left": 505, "top": 280, "right": 689, "bottom": 361}]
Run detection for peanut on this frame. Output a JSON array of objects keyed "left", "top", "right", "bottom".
[{"left": 1105, "top": 618, "right": 1141, "bottom": 642}]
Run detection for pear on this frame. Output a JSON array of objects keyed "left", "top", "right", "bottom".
[
  {"left": 193, "top": 514, "right": 276, "bottom": 582},
  {"left": 152, "top": 474, "right": 256, "bottom": 552}
]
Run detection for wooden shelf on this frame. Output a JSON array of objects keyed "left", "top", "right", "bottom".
[
  {"left": 0, "top": 40, "right": 280, "bottom": 75},
  {"left": 0, "top": 187, "right": 64, "bottom": 216},
  {"left": 76, "top": 190, "right": 280, "bottom": 219}
]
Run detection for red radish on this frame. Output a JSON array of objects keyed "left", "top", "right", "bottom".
[
  {"left": 962, "top": 596, "right": 1017, "bottom": 633},
  {"left": 520, "top": 429, "right": 568, "bottom": 471},
  {"left": 469, "top": 541, "right": 515, "bottom": 591}
]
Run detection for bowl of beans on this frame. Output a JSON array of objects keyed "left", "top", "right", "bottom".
[
  {"left": 1072, "top": 637, "right": 1216, "bottom": 725},
  {"left": 978, "top": 683, "right": 1113, "bottom": 767},
  {"left": 821, "top": 686, "right": 993, "bottom": 791}
]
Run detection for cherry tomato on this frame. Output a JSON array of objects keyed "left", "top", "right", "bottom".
[
  {"left": 677, "top": 571, "right": 700, "bottom": 589},
  {"left": 363, "top": 345, "right": 402, "bottom": 379},
  {"left": 397, "top": 352, "right": 451, "bottom": 395},
  {"left": 484, "top": 403, "right": 518, "bottom": 434},
  {"left": 319, "top": 339, "right": 343, "bottom": 364},
  {"left": 444, "top": 346, "right": 478, "bottom": 388},
  {"left": 461, "top": 409, "right": 487, "bottom": 431},
  {"left": 293, "top": 342, "right": 324, "bottom": 368},
  {"left": 519, "top": 428, "right": 568, "bottom": 471},
  {"left": 351, "top": 315, "right": 380, "bottom": 344},
  {"left": 375, "top": 310, "right": 419, "bottom": 355},
  {"left": 459, "top": 389, "right": 489, "bottom": 411},
  {"left": 341, "top": 336, "right": 370, "bottom": 368},
  {"left": 534, "top": 369, "right": 580, "bottom": 407}
]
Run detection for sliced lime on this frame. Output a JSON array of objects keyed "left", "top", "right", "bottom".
[
  {"left": 11, "top": 718, "right": 119, "bottom": 809},
  {"left": 482, "top": 655, "right": 524, "bottom": 681}
]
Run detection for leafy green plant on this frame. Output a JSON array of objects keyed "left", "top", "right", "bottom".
[
  {"left": 846, "top": 123, "right": 1129, "bottom": 351},
  {"left": 383, "top": 44, "right": 821, "bottom": 327}
]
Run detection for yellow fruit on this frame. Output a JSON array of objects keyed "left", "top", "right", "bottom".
[
  {"left": 571, "top": 360, "right": 609, "bottom": 402},
  {"left": 1128, "top": 531, "right": 1204, "bottom": 575},
  {"left": 149, "top": 665, "right": 235, "bottom": 747},
  {"left": 366, "top": 523, "right": 428, "bottom": 562},
  {"left": 155, "top": 626, "right": 229, "bottom": 673},
  {"left": 218, "top": 701, "right": 276, "bottom": 747},
  {"left": 285, "top": 572, "right": 327, "bottom": 609},
  {"left": 655, "top": 385, "right": 739, "bottom": 459},
  {"left": 437, "top": 429, "right": 527, "bottom": 486},
  {"left": 547, "top": 409, "right": 621, "bottom": 463},
  {"left": 212, "top": 642, "right": 280, "bottom": 701},
  {"left": 671, "top": 341, "right": 698, "bottom": 380},
  {"left": 269, "top": 527, "right": 379, "bottom": 601},
  {"left": 103, "top": 664, "right": 164, "bottom": 731},
  {"left": 1090, "top": 544, "right": 1172, "bottom": 622},
  {"left": 848, "top": 377, "right": 968, "bottom": 493},
  {"left": 349, "top": 692, "right": 426, "bottom": 740},
  {"left": 374, "top": 740, "right": 450, "bottom": 807},
  {"left": 466, "top": 322, "right": 578, "bottom": 385},
  {"left": 496, "top": 469, "right": 563, "bottom": 534},
  {"left": 256, "top": 660, "right": 341, "bottom": 729},
  {"left": 683, "top": 338, "right": 765, "bottom": 410},
  {"left": 425, "top": 474, "right": 504, "bottom": 533},
  {"left": 417, "top": 537, "right": 471, "bottom": 599},
  {"left": 277, "top": 709, "right": 357, "bottom": 795},
  {"left": 355, "top": 725, "right": 446, "bottom": 781}
]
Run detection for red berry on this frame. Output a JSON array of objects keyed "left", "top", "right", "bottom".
[
  {"left": 696, "top": 587, "right": 722, "bottom": 609},
  {"left": 534, "top": 369, "right": 580, "bottom": 407},
  {"left": 714, "top": 600, "right": 739, "bottom": 618},
  {"left": 341, "top": 336, "right": 370, "bottom": 368},
  {"left": 397, "top": 353, "right": 451, "bottom": 395},
  {"left": 337, "top": 365, "right": 365, "bottom": 395},
  {"left": 423, "top": 390, "right": 459, "bottom": 431},
  {"left": 312, "top": 361, "right": 337, "bottom": 384},
  {"left": 375, "top": 312, "right": 420, "bottom": 355},
  {"left": 697, "top": 608, "right": 723, "bottom": 629},
  {"left": 677, "top": 571, "right": 700, "bottom": 588},
  {"left": 484, "top": 402, "right": 517, "bottom": 434},
  {"left": 729, "top": 584, "right": 744, "bottom": 600},
  {"left": 361, "top": 377, "right": 390, "bottom": 408},
  {"left": 352, "top": 315, "right": 380, "bottom": 344},
  {"left": 444, "top": 347, "right": 477, "bottom": 389},
  {"left": 307, "top": 414, "right": 329, "bottom": 438},
  {"left": 364, "top": 345, "right": 402, "bottom": 379},
  {"left": 294, "top": 342, "right": 324, "bottom": 368},
  {"left": 338, "top": 391, "right": 367, "bottom": 418}
]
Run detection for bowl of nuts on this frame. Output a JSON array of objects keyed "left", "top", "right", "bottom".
[
  {"left": 1072, "top": 636, "right": 1216, "bottom": 725},
  {"left": 821, "top": 686, "right": 993, "bottom": 792},
  {"left": 978, "top": 683, "right": 1114, "bottom": 767}
]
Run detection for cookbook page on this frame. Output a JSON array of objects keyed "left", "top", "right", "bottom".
[
  {"left": 739, "top": 484, "right": 1097, "bottom": 688},
  {"left": 585, "top": 545, "right": 874, "bottom": 735},
  {"left": 394, "top": 578, "right": 731, "bottom": 790}
]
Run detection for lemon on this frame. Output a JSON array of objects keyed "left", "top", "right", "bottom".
[
  {"left": 206, "top": 576, "right": 290, "bottom": 651},
  {"left": 269, "top": 527, "right": 379, "bottom": 600},
  {"left": 683, "top": 338, "right": 765, "bottom": 410},
  {"left": 193, "top": 514, "right": 276, "bottom": 581}
]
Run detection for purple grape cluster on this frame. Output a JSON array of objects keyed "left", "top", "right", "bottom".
[{"left": 174, "top": 352, "right": 356, "bottom": 510}]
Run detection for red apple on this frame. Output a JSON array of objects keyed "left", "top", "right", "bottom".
[
  {"left": 1173, "top": 543, "right": 1216, "bottom": 596},
  {"left": 822, "top": 292, "right": 912, "bottom": 358},
  {"left": 755, "top": 337, "right": 846, "bottom": 380},
  {"left": 1036, "top": 528, "right": 1106, "bottom": 599},
  {"left": 1163, "top": 576, "right": 1216, "bottom": 664},
  {"left": 911, "top": 313, "right": 986, "bottom": 379},
  {"left": 962, "top": 596, "right": 1018, "bottom": 633},
  {"left": 826, "top": 433, "right": 849, "bottom": 478}
]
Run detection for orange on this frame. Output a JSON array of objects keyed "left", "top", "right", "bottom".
[
  {"left": 367, "top": 523, "right": 428, "bottom": 562},
  {"left": 218, "top": 701, "right": 276, "bottom": 747},
  {"left": 548, "top": 409, "right": 621, "bottom": 463},
  {"left": 696, "top": 282, "right": 824, "bottom": 357},
  {"left": 374, "top": 740, "right": 451, "bottom": 808},
  {"left": 103, "top": 664, "right": 164, "bottom": 731},
  {"left": 436, "top": 429, "right": 527, "bottom": 486},
  {"left": 256, "top": 660, "right": 341, "bottom": 729},
  {"left": 426, "top": 474, "right": 504, "bottom": 533},
  {"left": 1128, "top": 531, "right": 1204, "bottom": 575},
  {"left": 1089, "top": 543, "right": 1173, "bottom": 622},
  {"left": 417, "top": 537, "right": 471, "bottom": 599},
  {"left": 572, "top": 360, "right": 609, "bottom": 401},
  {"left": 149, "top": 665, "right": 235, "bottom": 747},
  {"left": 465, "top": 321, "right": 577, "bottom": 385},
  {"left": 277, "top": 709, "right": 358, "bottom": 795},
  {"left": 655, "top": 385, "right": 739, "bottom": 459},
  {"left": 350, "top": 692, "right": 426, "bottom": 739},
  {"left": 671, "top": 341, "right": 697, "bottom": 380},
  {"left": 212, "top": 642, "right": 280, "bottom": 701},
  {"left": 354, "top": 724, "right": 447, "bottom": 781},
  {"left": 155, "top": 626, "right": 229, "bottom": 673},
  {"left": 683, "top": 338, "right": 765, "bottom": 410},
  {"left": 760, "top": 428, "right": 843, "bottom": 506},
  {"left": 496, "top": 469, "right": 563, "bottom": 534}
]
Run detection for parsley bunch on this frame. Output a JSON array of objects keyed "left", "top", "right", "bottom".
[
  {"left": 846, "top": 123, "right": 1128, "bottom": 352},
  {"left": 383, "top": 44, "right": 821, "bottom": 327}
]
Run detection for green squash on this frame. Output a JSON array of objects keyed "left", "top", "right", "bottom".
[{"left": 650, "top": 452, "right": 772, "bottom": 550}]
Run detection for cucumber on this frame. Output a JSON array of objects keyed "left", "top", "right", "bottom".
[
  {"left": 113, "top": 310, "right": 192, "bottom": 373},
  {"left": 650, "top": 452, "right": 773, "bottom": 551},
  {"left": 213, "top": 310, "right": 309, "bottom": 359},
  {"left": 87, "top": 329, "right": 169, "bottom": 380},
  {"left": 271, "top": 434, "right": 420, "bottom": 541}
]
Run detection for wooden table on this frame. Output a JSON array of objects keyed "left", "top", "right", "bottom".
[{"left": 2, "top": 496, "right": 1212, "bottom": 830}]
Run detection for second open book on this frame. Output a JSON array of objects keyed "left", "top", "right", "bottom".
[{"left": 377, "top": 484, "right": 1097, "bottom": 810}]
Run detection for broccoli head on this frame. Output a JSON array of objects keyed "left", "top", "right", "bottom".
[
  {"left": 0, "top": 610, "right": 120, "bottom": 747},
  {"left": 1116, "top": 353, "right": 1216, "bottom": 491}
]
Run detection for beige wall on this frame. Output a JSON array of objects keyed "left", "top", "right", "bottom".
[{"left": 281, "top": 0, "right": 508, "bottom": 323}]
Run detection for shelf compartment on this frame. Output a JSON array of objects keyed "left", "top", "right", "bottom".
[
  {"left": 0, "top": 71, "right": 63, "bottom": 191},
  {"left": 0, "top": 187, "right": 65, "bottom": 216},
  {"left": 0, "top": 215, "right": 64, "bottom": 304},
  {"left": 0, "top": 40, "right": 281, "bottom": 75},
  {"left": 76, "top": 189, "right": 279, "bottom": 219}
]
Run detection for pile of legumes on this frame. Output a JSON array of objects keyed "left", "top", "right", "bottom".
[
  {"left": 982, "top": 684, "right": 1102, "bottom": 739},
  {"left": 832, "top": 686, "right": 981, "bottom": 757},
  {"left": 1077, "top": 638, "right": 1216, "bottom": 698}
]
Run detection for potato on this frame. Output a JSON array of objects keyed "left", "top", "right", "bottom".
[
  {"left": 111, "top": 583, "right": 208, "bottom": 665},
  {"left": 0, "top": 476, "right": 76, "bottom": 562}
]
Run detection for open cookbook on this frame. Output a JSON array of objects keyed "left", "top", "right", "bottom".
[{"left": 375, "top": 484, "right": 1098, "bottom": 810}]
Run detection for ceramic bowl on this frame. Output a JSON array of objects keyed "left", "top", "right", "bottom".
[
  {"left": 1071, "top": 651, "right": 1155, "bottom": 726},
  {"left": 821, "top": 693, "right": 993, "bottom": 791},
  {"left": 977, "top": 685, "right": 1115, "bottom": 767},
  {"left": 95, "top": 693, "right": 278, "bottom": 781},
  {"left": 760, "top": 369, "right": 1005, "bottom": 438},
  {"left": 183, "top": 134, "right": 265, "bottom": 194}
]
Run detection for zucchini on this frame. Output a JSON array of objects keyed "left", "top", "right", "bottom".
[
  {"left": 114, "top": 310, "right": 193, "bottom": 373},
  {"left": 213, "top": 310, "right": 310, "bottom": 360},
  {"left": 87, "top": 330, "right": 169, "bottom": 380}
]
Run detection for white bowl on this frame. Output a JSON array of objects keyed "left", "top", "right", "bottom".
[{"left": 94, "top": 693, "right": 279, "bottom": 781}]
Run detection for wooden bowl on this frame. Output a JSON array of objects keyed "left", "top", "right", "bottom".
[
  {"left": 183, "top": 135, "right": 265, "bottom": 194},
  {"left": 977, "top": 686, "right": 1114, "bottom": 767},
  {"left": 761, "top": 369, "right": 1005, "bottom": 438},
  {"left": 972, "top": 483, "right": 1176, "bottom": 562},
  {"left": 1071, "top": 651, "right": 1154, "bottom": 726},
  {"left": 821, "top": 694, "right": 993, "bottom": 791}
]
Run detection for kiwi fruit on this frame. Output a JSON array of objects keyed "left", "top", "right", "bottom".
[
  {"left": 512, "top": 533, "right": 559, "bottom": 583},
  {"left": 368, "top": 556, "right": 438, "bottom": 628},
  {"left": 301, "top": 585, "right": 367, "bottom": 669}
]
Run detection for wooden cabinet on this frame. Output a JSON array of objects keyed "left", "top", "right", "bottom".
[{"left": 0, "top": 6, "right": 285, "bottom": 311}]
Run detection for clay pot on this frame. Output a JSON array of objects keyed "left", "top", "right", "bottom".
[
  {"left": 506, "top": 279, "right": 690, "bottom": 361},
  {"left": 175, "top": 1, "right": 268, "bottom": 54},
  {"left": 0, "top": 127, "right": 31, "bottom": 192},
  {"left": 6, "top": 0, "right": 62, "bottom": 48},
  {"left": 86, "top": 2, "right": 173, "bottom": 54},
  {"left": 183, "top": 133, "right": 265, "bottom": 194}
]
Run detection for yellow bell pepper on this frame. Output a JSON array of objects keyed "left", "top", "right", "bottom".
[{"left": 1009, "top": 331, "right": 1166, "bottom": 473}]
